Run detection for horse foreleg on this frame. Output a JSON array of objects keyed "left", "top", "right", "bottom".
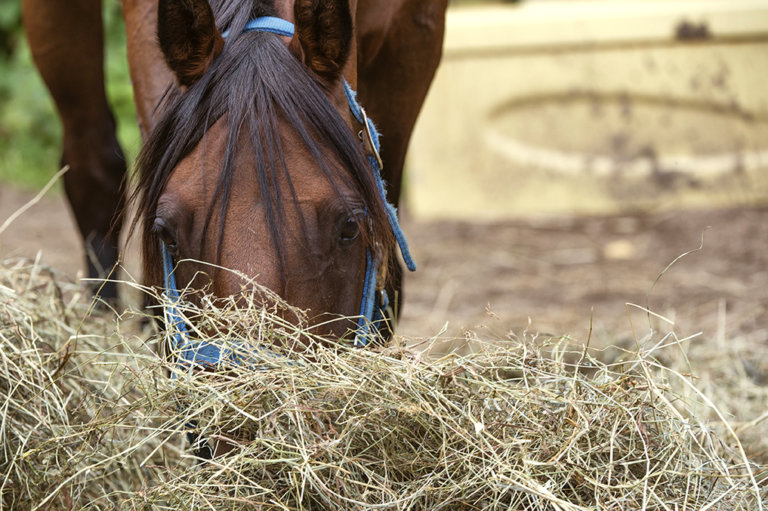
[
  {"left": 357, "top": 0, "right": 447, "bottom": 209},
  {"left": 23, "top": 0, "right": 126, "bottom": 300}
]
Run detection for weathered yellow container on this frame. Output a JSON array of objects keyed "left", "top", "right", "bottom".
[{"left": 406, "top": 0, "right": 768, "bottom": 219}]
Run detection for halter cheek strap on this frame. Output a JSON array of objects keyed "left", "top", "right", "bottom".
[
  {"left": 161, "top": 243, "right": 235, "bottom": 368},
  {"left": 161, "top": 18, "right": 415, "bottom": 364},
  {"left": 343, "top": 82, "right": 416, "bottom": 346}
]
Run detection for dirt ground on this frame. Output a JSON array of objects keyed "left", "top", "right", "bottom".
[
  {"left": 1, "top": 184, "right": 766, "bottom": 350},
  {"left": 400, "top": 205, "right": 768, "bottom": 352}
]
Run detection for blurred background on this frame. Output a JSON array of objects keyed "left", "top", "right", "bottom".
[
  {"left": 0, "top": 0, "right": 766, "bottom": 346},
  {"left": 0, "top": 0, "right": 137, "bottom": 190}
]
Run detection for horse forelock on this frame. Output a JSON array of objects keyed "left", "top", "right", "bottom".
[{"left": 133, "top": 4, "right": 393, "bottom": 290}]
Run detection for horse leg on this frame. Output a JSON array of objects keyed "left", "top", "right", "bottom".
[
  {"left": 23, "top": 0, "right": 126, "bottom": 300},
  {"left": 357, "top": 0, "right": 447, "bottom": 208},
  {"left": 357, "top": 0, "right": 447, "bottom": 317}
]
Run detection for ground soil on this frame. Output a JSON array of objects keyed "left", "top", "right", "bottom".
[
  {"left": 399, "top": 205, "right": 768, "bottom": 352},
  {"left": 1, "top": 184, "right": 766, "bottom": 350}
]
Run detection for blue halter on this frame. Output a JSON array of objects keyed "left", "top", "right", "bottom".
[
  {"left": 160, "top": 17, "right": 415, "bottom": 365},
  {"left": 220, "top": 16, "right": 295, "bottom": 39}
]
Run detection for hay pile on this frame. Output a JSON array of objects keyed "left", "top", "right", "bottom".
[
  {"left": 0, "top": 259, "right": 175, "bottom": 510},
  {"left": 0, "top": 258, "right": 765, "bottom": 510}
]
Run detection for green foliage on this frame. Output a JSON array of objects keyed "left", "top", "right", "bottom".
[
  {"left": 0, "top": 2, "right": 22, "bottom": 59},
  {"left": 0, "top": 1, "right": 139, "bottom": 191}
]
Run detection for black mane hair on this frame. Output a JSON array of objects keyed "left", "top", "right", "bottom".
[{"left": 133, "top": 0, "right": 393, "bottom": 287}]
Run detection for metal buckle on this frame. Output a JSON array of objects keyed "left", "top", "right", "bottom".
[{"left": 358, "top": 107, "right": 384, "bottom": 171}]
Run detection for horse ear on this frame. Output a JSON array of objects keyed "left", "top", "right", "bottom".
[
  {"left": 157, "top": 0, "right": 224, "bottom": 88},
  {"left": 292, "top": 0, "right": 353, "bottom": 86}
]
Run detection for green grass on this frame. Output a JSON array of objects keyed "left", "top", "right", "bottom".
[{"left": 0, "top": 3, "right": 140, "bottom": 191}]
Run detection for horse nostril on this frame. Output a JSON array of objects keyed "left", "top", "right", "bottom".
[
  {"left": 152, "top": 217, "right": 179, "bottom": 255},
  {"left": 339, "top": 217, "right": 360, "bottom": 245}
]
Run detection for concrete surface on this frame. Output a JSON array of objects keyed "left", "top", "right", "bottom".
[{"left": 406, "top": 0, "right": 768, "bottom": 219}]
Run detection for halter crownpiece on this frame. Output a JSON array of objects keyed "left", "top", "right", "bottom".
[
  {"left": 161, "top": 17, "right": 416, "bottom": 366},
  {"left": 220, "top": 16, "right": 295, "bottom": 38}
]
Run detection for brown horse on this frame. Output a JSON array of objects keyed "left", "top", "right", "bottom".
[{"left": 23, "top": 0, "right": 446, "bottom": 339}]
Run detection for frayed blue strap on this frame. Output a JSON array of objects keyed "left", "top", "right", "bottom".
[
  {"left": 354, "top": 248, "right": 379, "bottom": 347},
  {"left": 161, "top": 242, "right": 187, "bottom": 349},
  {"left": 162, "top": 243, "right": 232, "bottom": 368},
  {"left": 343, "top": 81, "right": 416, "bottom": 273},
  {"left": 344, "top": 80, "right": 416, "bottom": 347},
  {"left": 354, "top": 255, "right": 392, "bottom": 348},
  {"left": 359, "top": 249, "right": 377, "bottom": 326},
  {"left": 221, "top": 16, "right": 295, "bottom": 39}
]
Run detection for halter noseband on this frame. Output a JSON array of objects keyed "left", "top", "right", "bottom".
[{"left": 160, "top": 17, "right": 415, "bottom": 366}]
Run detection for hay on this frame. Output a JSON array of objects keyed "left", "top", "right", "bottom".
[
  {"left": 0, "top": 258, "right": 175, "bottom": 510},
  {"left": 0, "top": 259, "right": 765, "bottom": 510}
]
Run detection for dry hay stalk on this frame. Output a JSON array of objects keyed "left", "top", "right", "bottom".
[{"left": 0, "top": 258, "right": 764, "bottom": 510}]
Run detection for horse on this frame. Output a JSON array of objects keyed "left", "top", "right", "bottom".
[{"left": 23, "top": 0, "right": 447, "bottom": 342}]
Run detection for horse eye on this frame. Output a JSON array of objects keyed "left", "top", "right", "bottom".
[
  {"left": 152, "top": 218, "right": 179, "bottom": 255},
  {"left": 339, "top": 217, "right": 361, "bottom": 245}
]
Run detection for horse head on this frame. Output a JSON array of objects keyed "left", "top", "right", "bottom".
[{"left": 135, "top": 0, "right": 408, "bottom": 348}]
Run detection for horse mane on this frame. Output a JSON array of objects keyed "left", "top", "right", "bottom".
[{"left": 132, "top": 0, "right": 394, "bottom": 288}]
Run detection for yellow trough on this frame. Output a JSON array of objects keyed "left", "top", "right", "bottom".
[{"left": 406, "top": 0, "right": 768, "bottom": 219}]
